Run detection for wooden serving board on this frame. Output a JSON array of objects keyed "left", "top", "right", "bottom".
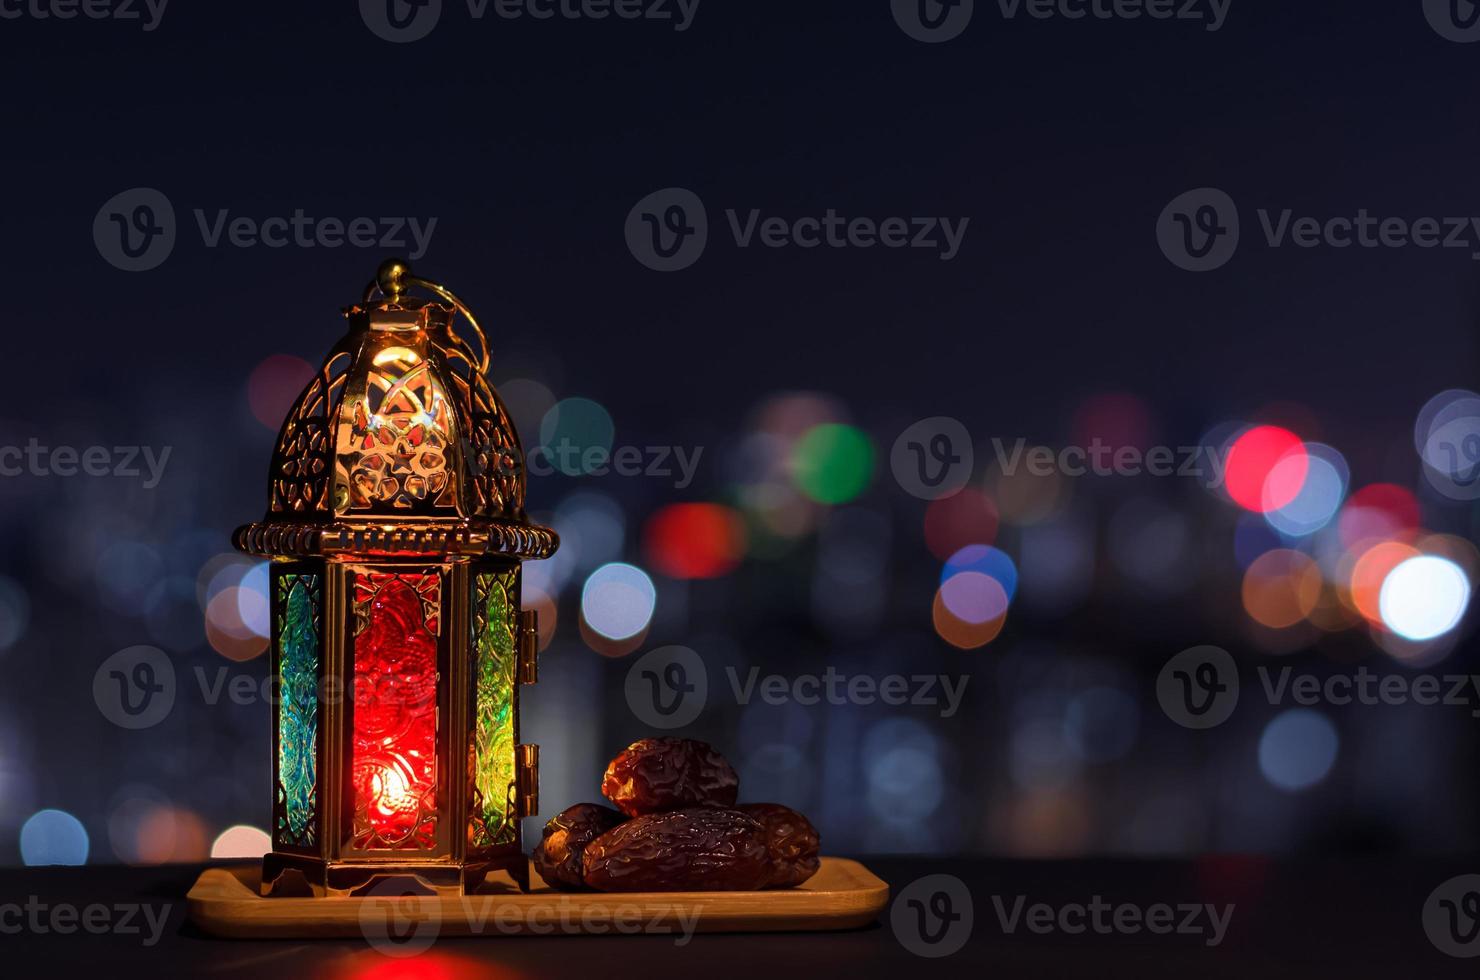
[{"left": 187, "top": 858, "right": 888, "bottom": 939}]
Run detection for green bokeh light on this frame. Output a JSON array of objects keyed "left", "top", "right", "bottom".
[{"left": 792, "top": 423, "right": 875, "bottom": 504}]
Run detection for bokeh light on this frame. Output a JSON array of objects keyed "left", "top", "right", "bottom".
[
  {"left": 20, "top": 809, "right": 89, "bottom": 866},
  {"left": 989, "top": 452, "right": 1068, "bottom": 526},
  {"left": 539, "top": 397, "right": 615, "bottom": 476},
  {"left": 924, "top": 488, "right": 999, "bottom": 561},
  {"left": 1064, "top": 687, "right": 1140, "bottom": 763},
  {"left": 790, "top": 423, "right": 874, "bottom": 505},
  {"left": 864, "top": 719, "right": 945, "bottom": 824},
  {"left": 246, "top": 354, "right": 315, "bottom": 430},
  {"left": 553, "top": 491, "right": 626, "bottom": 573},
  {"left": 0, "top": 575, "right": 31, "bottom": 653},
  {"left": 644, "top": 503, "right": 747, "bottom": 579},
  {"left": 1349, "top": 541, "right": 1421, "bottom": 625},
  {"left": 1264, "top": 444, "right": 1347, "bottom": 537},
  {"left": 1108, "top": 497, "right": 1192, "bottom": 596},
  {"left": 210, "top": 824, "right": 271, "bottom": 859},
  {"left": 942, "top": 544, "right": 1017, "bottom": 599},
  {"left": 1379, "top": 556, "right": 1470, "bottom": 641},
  {"left": 1338, "top": 484, "right": 1420, "bottom": 551},
  {"left": 1072, "top": 392, "right": 1153, "bottom": 452},
  {"left": 1225, "top": 425, "right": 1308, "bottom": 513},
  {"left": 580, "top": 562, "right": 656, "bottom": 642},
  {"left": 939, "top": 571, "right": 1010, "bottom": 624},
  {"left": 1241, "top": 549, "right": 1322, "bottom": 629},
  {"left": 932, "top": 582, "right": 1007, "bottom": 649},
  {"left": 1258, "top": 709, "right": 1339, "bottom": 792}
]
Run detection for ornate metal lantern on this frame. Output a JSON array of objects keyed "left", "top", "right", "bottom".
[{"left": 235, "top": 260, "right": 558, "bottom": 897}]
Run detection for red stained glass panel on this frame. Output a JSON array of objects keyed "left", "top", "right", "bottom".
[{"left": 351, "top": 571, "right": 440, "bottom": 850}]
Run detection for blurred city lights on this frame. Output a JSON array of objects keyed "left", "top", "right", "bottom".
[
  {"left": 495, "top": 376, "right": 557, "bottom": 442},
  {"left": 1264, "top": 444, "right": 1348, "bottom": 537},
  {"left": 0, "top": 575, "right": 31, "bottom": 653},
  {"left": 1064, "top": 686, "right": 1140, "bottom": 764},
  {"left": 864, "top": 719, "right": 945, "bottom": 823},
  {"left": 539, "top": 397, "right": 615, "bottom": 476},
  {"left": 941, "top": 544, "right": 1018, "bottom": 600},
  {"left": 1072, "top": 391, "right": 1153, "bottom": 452},
  {"left": 1379, "top": 556, "right": 1471, "bottom": 641},
  {"left": 923, "top": 488, "right": 1000, "bottom": 561},
  {"left": 210, "top": 824, "right": 271, "bottom": 859},
  {"left": 1348, "top": 541, "right": 1420, "bottom": 625},
  {"left": 643, "top": 503, "right": 746, "bottom": 579},
  {"left": 554, "top": 491, "right": 626, "bottom": 573},
  {"left": 1241, "top": 549, "right": 1322, "bottom": 629},
  {"left": 790, "top": 423, "right": 875, "bottom": 505},
  {"left": 580, "top": 562, "right": 656, "bottom": 642},
  {"left": 933, "top": 581, "right": 1007, "bottom": 649},
  {"left": 1225, "top": 425, "right": 1308, "bottom": 513},
  {"left": 990, "top": 454, "right": 1068, "bottom": 525},
  {"left": 939, "top": 571, "right": 1010, "bottom": 624},
  {"left": 1018, "top": 518, "right": 1094, "bottom": 614},
  {"left": 245, "top": 354, "right": 315, "bottom": 430},
  {"left": 1258, "top": 709, "right": 1339, "bottom": 792},
  {"left": 1108, "top": 497, "right": 1192, "bottom": 596},
  {"left": 1415, "top": 389, "right": 1480, "bottom": 460},
  {"left": 95, "top": 541, "right": 165, "bottom": 616},
  {"left": 19, "top": 809, "right": 89, "bottom": 866},
  {"left": 1338, "top": 484, "right": 1420, "bottom": 551},
  {"left": 1233, "top": 514, "right": 1284, "bottom": 569}
]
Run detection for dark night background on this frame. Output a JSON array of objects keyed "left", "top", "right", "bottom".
[{"left": 2, "top": 0, "right": 1480, "bottom": 963}]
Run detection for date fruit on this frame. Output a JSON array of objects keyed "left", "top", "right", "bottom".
[
  {"left": 741, "top": 803, "right": 821, "bottom": 888},
  {"left": 601, "top": 737, "right": 739, "bottom": 817},
  {"left": 532, "top": 803, "right": 626, "bottom": 891},
  {"left": 582, "top": 807, "right": 770, "bottom": 892}
]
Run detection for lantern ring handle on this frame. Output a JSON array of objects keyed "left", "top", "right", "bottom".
[{"left": 363, "top": 259, "right": 491, "bottom": 375}]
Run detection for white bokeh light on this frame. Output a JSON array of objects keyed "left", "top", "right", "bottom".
[{"left": 1379, "top": 556, "right": 1471, "bottom": 641}]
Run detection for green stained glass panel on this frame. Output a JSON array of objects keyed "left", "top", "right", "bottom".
[
  {"left": 276, "top": 573, "right": 320, "bottom": 848},
  {"left": 471, "top": 570, "right": 517, "bottom": 849}
]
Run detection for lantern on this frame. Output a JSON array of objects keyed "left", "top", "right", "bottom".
[{"left": 234, "top": 260, "right": 558, "bottom": 897}]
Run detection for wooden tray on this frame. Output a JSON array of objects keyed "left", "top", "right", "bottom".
[{"left": 187, "top": 857, "right": 888, "bottom": 939}]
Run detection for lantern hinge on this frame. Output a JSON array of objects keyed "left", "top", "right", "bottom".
[
  {"left": 516, "top": 743, "right": 539, "bottom": 818},
  {"left": 517, "top": 609, "right": 539, "bottom": 684}
]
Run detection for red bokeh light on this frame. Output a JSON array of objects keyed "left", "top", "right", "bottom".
[
  {"left": 643, "top": 503, "right": 747, "bottom": 579},
  {"left": 1338, "top": 483, "right": 1421, "bottom": 550},
  {"left": 924, "top": 488, "right": 1000, "bottom": 561},
  {"left": 1224, "top": 425, "right": 1308, "bottom": 513}
]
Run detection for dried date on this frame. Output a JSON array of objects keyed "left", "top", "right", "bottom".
[
  {"left": 601, "top": 737, "right": 739, "bottom": 817},
  {"left": 582, "top": 807, "right": 770, "bottom": 892},
  {"left": 532, "top": 803, "right": 626, "bottom": 891},
  {"left": 740, "top": 803, "right": 821, "bottom": 888}
]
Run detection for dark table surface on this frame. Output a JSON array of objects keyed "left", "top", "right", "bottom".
[{"left": 1, "top": 856, "right": 1476, "bottom": 978}]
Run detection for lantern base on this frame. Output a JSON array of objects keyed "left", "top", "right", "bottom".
[{"left": 261, "top": 850, "right": 530, "bottom": 898}]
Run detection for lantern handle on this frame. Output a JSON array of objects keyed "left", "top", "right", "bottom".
[{"left": 363, "top": 259, "right": 491, "bottom": 375}]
